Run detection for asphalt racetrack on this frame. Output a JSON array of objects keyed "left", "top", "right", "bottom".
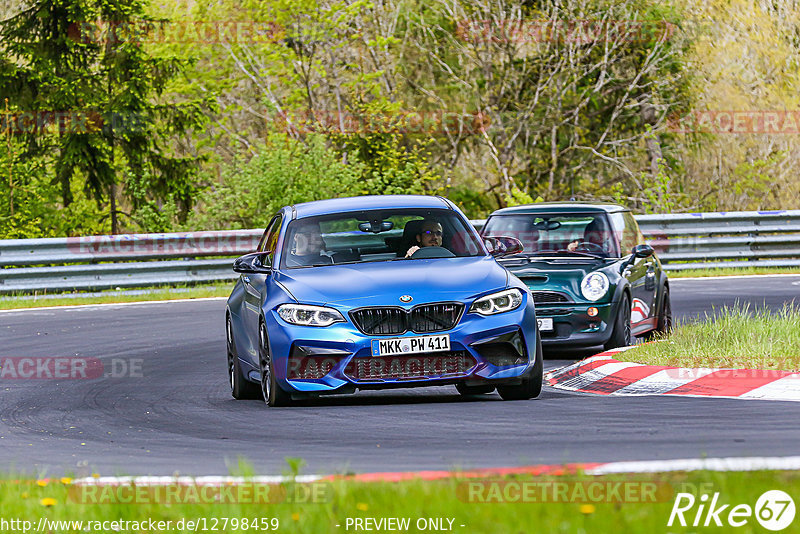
[{"left": 1, "top": 275, "right": 799, "bottom": 476}]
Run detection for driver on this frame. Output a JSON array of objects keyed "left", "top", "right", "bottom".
[
  {"left": 405, "top": 219, "right": 443, "bottom": 258},
  {"left": 567, "top": 218, "right": 610, "bottom": 255},
  {"left": 288, "top": 223, "right": 332, "bottom": 266}
]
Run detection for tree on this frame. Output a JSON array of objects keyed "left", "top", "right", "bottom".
[{"left": 0, "top": 0, "right": 208, "bottom": 234}]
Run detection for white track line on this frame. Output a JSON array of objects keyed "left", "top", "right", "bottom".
[
  {"left": 587, "top": 456, "right": 800, "bottom": 475},
  {"left": 0, "top": 297, "right": 227, "bottom": 314}
]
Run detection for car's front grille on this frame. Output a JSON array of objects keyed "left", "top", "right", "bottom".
[
  {"left": 350, "top": 308, "right": 406, "bottom": 335},
  {"left": 350, "top": 303, "right": 464, "bottom": 335},
  {"left": 531, "top": 291, "right": 571, "bottom": 304},
  {"left": 409, "top": 303, "right": 463, "bottom": 333},
  {"left": 344, "top": 351, "right": 476, "bottom": 381}
]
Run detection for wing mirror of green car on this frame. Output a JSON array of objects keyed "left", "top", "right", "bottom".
[{"left": 633, "top": 244, "right": 655, "bottom": 258}]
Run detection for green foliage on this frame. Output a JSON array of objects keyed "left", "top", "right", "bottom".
[
  {"left": 187, "top": 133, "right": 364, "bottom": 230},
  {"left": 0, "top": 0, "right": 207, "bottom": 234},
  {"left": 503, "top": 187, "right": 541, "bottom": 208}
]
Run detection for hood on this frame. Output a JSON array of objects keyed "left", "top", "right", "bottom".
[
  {"left": 502, "top": 257, "right": 615, "bottom": 297},
  {"left": 274, "top": 256, "right": 508, "bottom": 308}
]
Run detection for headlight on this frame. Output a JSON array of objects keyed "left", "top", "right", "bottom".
[
  {"left": 581, "top": 272, "right": 609, "bottom": 301},
  {"left": 277, "top": 304, "right": 345, "bottom": 327},
  {"left": 469, "top": 288, "right": 523, "bottom": 316}
]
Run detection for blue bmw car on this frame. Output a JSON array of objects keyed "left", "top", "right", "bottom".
[{"left": 226, "top": 195, "right": 542, "bottom": 406}]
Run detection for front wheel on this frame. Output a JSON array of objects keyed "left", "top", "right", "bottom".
[
  {"left": 604, "top": 294, "right": 632, "bottom": 350},
  {"left": 259, "top": 321, "right": 292, "bottom": 407},
  {"left": 456, "top": 383, "right": 495, "bottom": 396},
  {"left": 497, "top": 335, "right": 543, "bottom": 401},
  {"left": 227, "top": 315, "right": 260, "bottom": 400}
]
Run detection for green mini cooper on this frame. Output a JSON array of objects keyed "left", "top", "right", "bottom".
[{"left": 482, "top": 202, "right": 671, "bottom": 350}]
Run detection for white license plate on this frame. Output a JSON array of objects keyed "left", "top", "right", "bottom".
[
  {"left": 537, "top": 318, "right": 554, "bottom": 332},
  {"left": 371, "top": 334, "right": 450, "bottom": 356}
]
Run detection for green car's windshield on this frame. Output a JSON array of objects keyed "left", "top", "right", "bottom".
[
  {"left": 483, "top": 213, "right": 621, "bottom": 258},
  {"left": 281, "top": 208, "right": 484, "bottom": 268}
]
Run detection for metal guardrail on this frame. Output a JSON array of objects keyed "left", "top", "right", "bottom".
[
  {"left": 1, "top": 210, "right": 799, "bottom": 293},
  {"left": 636, "top": 210, "right": 800, "bottom": 271}
]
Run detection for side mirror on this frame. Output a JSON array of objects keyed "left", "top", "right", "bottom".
[
  {"left": 484, "top": 236, "right": 524, "bottom": 257},
  {"left": 233, "top": 252, "right": 272, "bottom": 274},
  {"left": 632, "top": 244, "right": 655, "bottom": 258}
]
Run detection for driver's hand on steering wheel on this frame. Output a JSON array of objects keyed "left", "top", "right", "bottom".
[{"left": 405, "top": 245, "right": 420, "bottom": 258}]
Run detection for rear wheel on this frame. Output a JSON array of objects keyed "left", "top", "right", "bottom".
[
  {"left": 259, "top": 321, "right": 292, "bottom": 407},
  {"left": 640, "top": 286, "right": 673, "bottom": 340},
  {"left": 604, "top": 294, "right": 632, "bottom": 350},
  {"left": 497, "top": 335, "right": 543, "bottom": 401},
  {"left": 227, "top": 315, "right": 260, "bottom": 400},
  {"left": 655, "top": 287, "right": 673, "bottom": 335},
  {"left": 456, "top": 383, "right": 495, "bottom": 396}
]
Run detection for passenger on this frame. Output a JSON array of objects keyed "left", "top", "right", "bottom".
[{"left": 405, "top": 219, "right": 444, "bottom": 258}]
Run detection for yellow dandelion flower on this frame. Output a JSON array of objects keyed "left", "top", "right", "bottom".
[
  {"left": 40, "top": 497, "right": 57, "bottom": 507},
  {"left": 91, "top": 473, "right": 100, "bottom": 479},
  {"left": 21, "top": 492, "right": 29, "bottom": 499},
  {"left": 580, "top": 504, "right": 595, "bottom": 514},
  {"left": 60, "top": 477, "right": 73, "bottom": 485},
  {"left": 356, "top": 503, "right": 369, "bottom": 511},
  {"left": 291, "top": 513, "right": 300, "bottom": 521},
  {"left": 36, "top": 480, "right": 48, "bottom": 487}
]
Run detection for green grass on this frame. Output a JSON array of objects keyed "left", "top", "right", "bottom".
[
  {"left": 622, "top": 304, "right": 800, "bottom": 370},
  {"left": 1, "top": 469, "right": 798, "bottom": 533},
  {"left": 0, "top": 284, "right": 230, "bottom": 310},
  {"left": 667, "top": 266, "right": 800, "bottom": 278}
]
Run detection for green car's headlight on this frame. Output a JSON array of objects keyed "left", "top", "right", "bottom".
[
  {"left": 581, "top": 272, "right": 610, "bottom": 302},
  {"left": 469, "top": 288, "right": 523, "bottom": 316},
  {"left": 277, "top": 304, "right": 345, "bottom": 327}
]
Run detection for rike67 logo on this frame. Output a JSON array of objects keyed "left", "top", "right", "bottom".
[{"left": 668, "top": 490, "right": 795, "bottom": 531}]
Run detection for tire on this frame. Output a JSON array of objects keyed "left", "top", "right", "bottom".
[
  {"left": 655, "top": 287, "right": 673, "bottom": 335},
  {"left": 604, "top": 294, "right": 632, "bottom": 350},
  {"left": 455, "top": 383, "right": 495, "bottom": 396},
  {"left": 258, "top": 321, "right": 292, "bottom": 407},
  {"left": 497, "top": 335, "right": 544, "bottom": 401},
  {"left": 227, "top": 315, "right": 260, "bottom": 400},
  {"left": 640, "top": 286, "right": 673, "bottom": 340}
]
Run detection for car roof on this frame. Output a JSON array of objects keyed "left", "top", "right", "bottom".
[
  {"left": 291, "top": 195, "right": 453, "bottom": 218},
  {"left": 488, "top": 201, "right": 628, "bottom": 216}
]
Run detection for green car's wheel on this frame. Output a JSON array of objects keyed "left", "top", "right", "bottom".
[
  {"left": 640, "top": 286, "right": 673, "bottom": 340},
  {"left": 655, "top": 287, "right": 673, "bottom": 335},
  {"left": 497, "top": 335, "right": 544, "bottom": 401},
  {"left": 604, "top": 294, "right": 632, "bottom": 350}
]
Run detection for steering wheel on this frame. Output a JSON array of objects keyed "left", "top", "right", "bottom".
[
  {"left": 410, "top": 246, "right": 455, "bottom": 259},
  {"left": 574, "top": 241, "right": 605, "bottom": 254}
]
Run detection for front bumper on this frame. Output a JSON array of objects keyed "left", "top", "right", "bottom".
[
  {"left": 257, "top": 299, "right": 539, "bottom": 395},
  {"left": 536, "top": 301, "right": 617, "bottom": 348}
]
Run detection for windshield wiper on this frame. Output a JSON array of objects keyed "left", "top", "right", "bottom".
[{"left": 527, "top": 250, "right": 604, "bottom": 259}]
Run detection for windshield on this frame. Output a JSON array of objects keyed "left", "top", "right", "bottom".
[
  {"left": 281, "top": 208, "right": 484, "bottom": 268},
  {"left": 483, "top": 213, "right": 621, "bottom": 258}
]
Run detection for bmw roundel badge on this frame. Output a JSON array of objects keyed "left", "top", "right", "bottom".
[{"left": 399, "top": 295, "right": 413, "bottom": 303}]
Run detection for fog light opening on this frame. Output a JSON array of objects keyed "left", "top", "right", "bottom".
[{"left": 587, "top": 307, "right": 599, "bottom": 317}]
